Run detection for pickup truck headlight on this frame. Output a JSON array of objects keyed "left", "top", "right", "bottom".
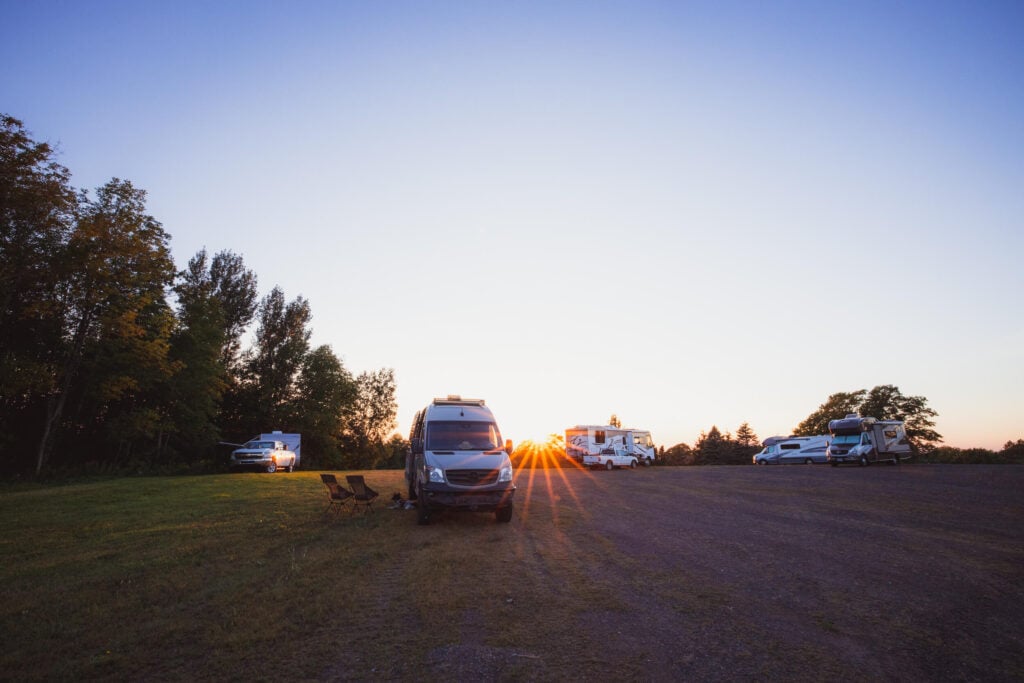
[
  {"left": 498, "top": 465, "right": 513, "bottom": 483},
  {"left": 427, "top": 465, "right": 445, "bottom": 483}
]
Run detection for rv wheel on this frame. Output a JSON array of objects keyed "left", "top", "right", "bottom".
[
  {"left": 859, "top": 455, "right": 867, "bottom": 467},
  {"left": 645, "top": 457, "right": 653, "bottom": 467},
  {"left": 804, "top": 458, "right": 813, "bottom": 465},
  {"left": 630, "top": 459, "right": 637, "bottom": 469},
  {"left": 605, "top": 461, "right": 614, "bottom": 471}
]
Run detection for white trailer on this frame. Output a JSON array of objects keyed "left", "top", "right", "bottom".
[
  {"left": 565, "top": 425, "right": 656, "bottom": 470},
  {"left": 826, "top": 414, "right": 912, "bottom": 466}
]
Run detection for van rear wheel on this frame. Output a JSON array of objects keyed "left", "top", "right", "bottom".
[
  {"left": 804, "top": 458, "right": 812, "bottom": 465},
  {"left": 605, "top": 461, "right": 614, "bottom": 471}
]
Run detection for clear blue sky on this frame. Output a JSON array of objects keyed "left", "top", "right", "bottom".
[{"left": 4, "top": 1, "right": 1022, "bottom": 449}]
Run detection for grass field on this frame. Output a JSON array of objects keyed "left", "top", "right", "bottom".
[
  {"left": 2, "top": 466, "right": 1022, "bottom": 680},
  {"left": 1, "top": 470, "right": 608, "bottom": 680}
]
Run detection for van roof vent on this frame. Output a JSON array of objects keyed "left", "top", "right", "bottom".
[{"left": 433, "top": 396, "right": 486, "bottom": 407}]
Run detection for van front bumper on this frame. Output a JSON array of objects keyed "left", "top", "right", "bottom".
[{"left": 419, "top": 484, "right": 515, "bottom": 511}]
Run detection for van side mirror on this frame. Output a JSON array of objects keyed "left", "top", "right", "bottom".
[{"left": 505, "top": 439, "right": 514, "bottom": 455}]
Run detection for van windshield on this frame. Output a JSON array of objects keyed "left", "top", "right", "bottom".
[
  {"left": 427, "top": 421, "right": 503, "bottom": 451},
  {"left": 832, "top": 435, "right": 860, "bottom": 445}
]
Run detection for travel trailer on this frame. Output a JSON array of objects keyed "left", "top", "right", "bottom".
[
  {"left": 753, "top": 435, "right": 830, "bottom": 465},
  {"left": 565, "top": 425, "right": 656, "bottom": 469},
  {"left": 405, "top": 396, "right": 515, "bottom": 524},
  {"left": 826, "top": 414, "right": 912, "bottom": 466}
]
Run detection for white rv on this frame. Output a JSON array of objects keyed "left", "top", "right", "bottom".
[
  {"left": 826, "top": 414, "right": 912, "bottom": 466},
  {"left": 565, "top": 425, "right": 656, "bottom": 470},
  {"left": 753, "top": 435, "right": 830, "bottom": 465}
]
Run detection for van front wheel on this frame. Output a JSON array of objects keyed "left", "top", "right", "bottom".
[
  {"left": 496, "top": 505, "right": 513, "bottom": 523},
  {"left": 605, "top": 461, "right": 614, "bottom": 471},
  {"left": 416, "top": 487, "right": 431, "bottom": 525}
]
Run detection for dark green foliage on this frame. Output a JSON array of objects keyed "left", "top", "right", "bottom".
[
  {"left": 659, "top": 442, "right": 693, "bottom": 466},
  {"left": 794, "top": 385, "right": 942, "bottom": 453},
  {"left": 0, "top": 115, "right": 77, "bottom": 467},
  {"left": 339, "top": 368, "right": 399, "bottom": 469},
  {"left": 691, "top": 425, "right": 758, "bottom": 465},
  {"left": 0, "top": 114, "right": 400, "bottom": 478},
  {"left": 793, "top": 390, "right": 866, "bottom": 437},
  {"left": 918, "top": 441, "right": 1024, "bottom": 464},
  {"left": 292, "top": 345, "right": 357, "bottom": 469}
]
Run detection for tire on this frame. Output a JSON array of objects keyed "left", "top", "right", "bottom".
[
  {"left": 266, "top": 462, "right": 277, "bottom": 473},
  {"left": 645, "top": 457, "right": 653, "bottom": 467},
  {"left": 630, "top": 460, "right": 637, "bottom": 469},
  {"left": 830, "top": 461, "right": 838, "bottom": 467},
  {"left": 495, "top": 505, "right": 513, "bottom": 523},
  {"left": 859, "top": 455, "right": 867, "bottom": 467},
  {"left": 416, "top": 486, "right": 431, "bottom": 525},
  {"left": 804, "top": 458, "right": 813, "bottom": 465},
  {"left": 605, "top": 460, "right": 614, "bottom": 471}
]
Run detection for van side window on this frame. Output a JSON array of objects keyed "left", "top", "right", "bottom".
[{"left": 595, "top": 430, "right": 605, "bottom": 444}]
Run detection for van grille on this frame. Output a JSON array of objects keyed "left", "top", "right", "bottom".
[{"left": 446, "top": 469, "right": 499, "bottom": 487}]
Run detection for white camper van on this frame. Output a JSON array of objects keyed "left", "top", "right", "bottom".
[
  {"left": 405, "top": 396, "right": 515, "bottom": 524},
  {"left": 826, "top": 414, "right": 912, "bottom": 466},
  {"left": 565, "top": 425, "right": 656, "bottom": 469},
  {"left": 753, "top": 435, "right": 830, "bottom": 465}
]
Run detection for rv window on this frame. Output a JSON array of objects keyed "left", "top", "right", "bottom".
[
  {"left": 780, "top": 444, "right": 801, "bottom": 450},
  {"left": 595, "top": 430, "right": 605, "bottom": 444}
]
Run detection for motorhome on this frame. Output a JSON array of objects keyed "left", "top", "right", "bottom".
[
  {"left": 229, "top": 432, "right": 301, "bottom": 473},
  {"left": 405, "top": 396, "right": 515, "bottom": 524},
  {"left": 753, "top": 435, "right": 830, "bottom": 465},
  {"left": 826, "top": 414, "right": 912, "bottom": 466},
  {"left": 565, "top": 425, "right": 657, "bottom": 470}
]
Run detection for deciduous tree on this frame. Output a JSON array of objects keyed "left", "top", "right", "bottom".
[{"left": 36, "top": 178, "right": 174, "bottom": 474}]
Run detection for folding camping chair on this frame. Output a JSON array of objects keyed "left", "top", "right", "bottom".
[
  {"left": 320, "top": 473, "right": 354, "bottom": 515},
  {"left": 345, "top": 475, "right": 380, "bottom": 514}
]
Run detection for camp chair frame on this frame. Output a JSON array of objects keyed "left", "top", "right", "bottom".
[
  {"left": 320, "top": 473, "right": 354, "bottom": 515},
  {"left": 345, "top": 475, "right": 380, "bottom": 514}
]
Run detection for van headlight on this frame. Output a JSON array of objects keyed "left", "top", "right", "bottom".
[
  {"left": 427, "top": 465, "right": 446, "bottom": 483},
  {"left": 498, "top": 465, "right": 513, "bottom": 483}
]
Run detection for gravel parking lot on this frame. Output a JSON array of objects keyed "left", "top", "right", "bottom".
[{"left": 499, "top": 464, "right": 1024, "bottom": 681}]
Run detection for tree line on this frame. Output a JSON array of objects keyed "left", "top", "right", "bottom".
[{"left": 1, "top": 115, "right": 400, "bottom": 477}]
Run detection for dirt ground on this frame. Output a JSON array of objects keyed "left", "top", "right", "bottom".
[{"left": 338, "top": 465, "right": 1024, "bottom": 681}]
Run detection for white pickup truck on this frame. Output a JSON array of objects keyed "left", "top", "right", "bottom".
[{"left": 229, "top": 433, "right": 301, "bottom": 473}]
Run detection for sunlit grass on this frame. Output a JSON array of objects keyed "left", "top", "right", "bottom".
[{"left": 0, "top": 469, "right": 638, "bottom": 679}]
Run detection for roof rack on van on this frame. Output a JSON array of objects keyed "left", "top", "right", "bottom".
[{"left": 432, "top": 395, "right": 486, "bottom": 406}]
